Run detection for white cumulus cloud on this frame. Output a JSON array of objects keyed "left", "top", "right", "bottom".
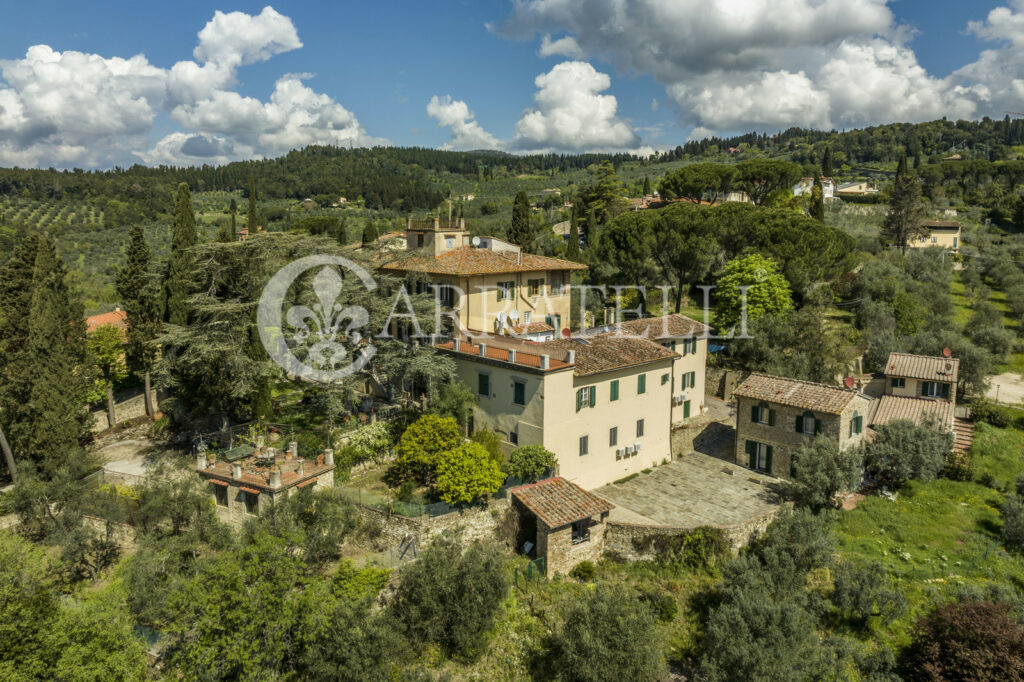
[{"left": 426, "top": 95, "right": 502, "bottom": 150}]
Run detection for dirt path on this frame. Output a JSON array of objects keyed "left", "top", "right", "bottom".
[{"left": 986, "top": 372, "right": 1024, "bottom": 406}]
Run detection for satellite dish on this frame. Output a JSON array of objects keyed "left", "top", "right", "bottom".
[
  {"left": 844, "top": 376, "right": 856, "bottom": 389},
  {"left": 508, "top": 310, "right": 520, "bottom": 322},
  {"left": 942, "top": 347, "right": 952, "bottom": 358},
  {"left": 495, "top": 312, "right": 507, "bottom": 331},
  {"left": 471, "top": 236, "right": 481, "bottom": 247},
  {"left": 562, "top": 327, "right": 572, "bottom": 338}
]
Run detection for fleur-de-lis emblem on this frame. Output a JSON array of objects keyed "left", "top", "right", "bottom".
[{"left": 285, "top": 267, "right": 369, "bottom": 371}]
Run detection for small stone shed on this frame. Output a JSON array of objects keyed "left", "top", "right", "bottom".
[{"left": 510, "top": 477, "right": 614, "bottom": 576}]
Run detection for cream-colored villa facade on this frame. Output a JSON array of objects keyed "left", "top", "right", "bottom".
[
  {"left": 908, "top": 220, "right": 961, "bottom": 251},
  {"left": 381, "top": 218, "right": 586, "bottom": 339},
  {"left": 435, "top": 329, "right": 679, "bottom": 490}
]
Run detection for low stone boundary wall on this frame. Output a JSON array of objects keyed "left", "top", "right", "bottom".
[
  {"left": 90, "top": 390, "right": 160, "bottom": 433},
  {"left": 604, "top": 504, "right": 783, "bottom": 562},
  {"left": 354, "top": 498, "right": 513, "bottom": 551}
]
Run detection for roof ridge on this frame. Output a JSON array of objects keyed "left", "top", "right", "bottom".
[{"left": 745, "top": 371, "right": 857, "bottom": 393}]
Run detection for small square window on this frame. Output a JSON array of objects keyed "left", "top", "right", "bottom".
[
  {"left": 571, "top": 519, "right": 590, "bottom": 545},
  {"left": 213, "top": 484, "right": 227, "bottom": 507},
  {"left": 513, "top": 380, "right": 526, "bottom": 406},
  {"left": 478, "top": 372, "right": 490, "bottom": 397},
  {"left": 244, "top": 491, "right": 259, "bottom": 515},
  {"left": 891, "top": 377, "right": 906, "bottom": 389},
  {"left": 509, "top": 430, "right": 519, "bottom": 445},
  {"left": 661, "top": 373, "right": 669, "bottom": 385}
]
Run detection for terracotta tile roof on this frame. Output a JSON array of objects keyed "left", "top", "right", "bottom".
[
  {"left": 435, "top": 335, "right": 573, "bottom": 372},
  {"left": 380, "top": 246, "right": 587, "bottom": 276},
  {"left": 542, "top": 332, "right": 677, "bottom": 376},
  {"left": 511, "top": 477, "right": 614, "bottom": 529},
  {"left": 85, "top": 308, "right": 127, "bottom": 333},
  {"left": 921, "top": 220, "right": 960, "bottom": 229},
  {"left": 733, "top": 373, "right": 860, "bottom": 414},
  {"left": 510, "top": 321, "right": 554, "bottom": 335},
  {"left": 615, "top": 314, "right": 711, "bottom": 339},
  {"left": 885, "top": 353, "right": 959, "bottom": 384},
  {"left": 871, "top": 395, "right": 954, "bottom": 429}
]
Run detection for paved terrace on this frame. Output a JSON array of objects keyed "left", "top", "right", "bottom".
[{"left": 594, "top": 452, "right": 783, "bottom": 527}]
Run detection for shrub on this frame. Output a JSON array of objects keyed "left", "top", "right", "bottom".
[
  {"left": 900, "top": 601, "right": 1024, "bottom": 681},
  {"left": 863, "top": 417, "right": 952, "bottom": 489},
  {"left": 750, "top": 507, "right": 837, "bottom": 574},
  {"left": 470, "top": 429, "right": 503, "bottom": 464},
  {"left": 569, "top": 560, "right": 596, "bottom": 582},
  {"left": 388, "top": 535, "right": 509, "bottom": 659},
  {"left": 392, "top": 414, "right": 463, "bottom": 484},
  {"left": 969, "top": 399, "right": 1012, "bottom": 428},
  {"left": 543, "top": 584, "right": 666, "bottom": 681},
  {"left": 831, "top": 561, "right": 907, "bottom": 626},
  {"left": 633, "top": 526, "right": 729, "bottom": 569},
  {"left": 435, "top": 442, "right": 506, "bottom": 505},
  {"left": 786, "top": 437, "right": 862, "bottom": 511},
  {"left": 637, "top": 586, "right": 678, "bottom": 623},
  {"left": 505, "top": 445, "right": 557, "bottom": 483},
  {"left": 1002, "top": 498, "right": 1024, "bottom": 553},
  {"left": 395, "top": 481, "right": 416, "bottom": 503}
]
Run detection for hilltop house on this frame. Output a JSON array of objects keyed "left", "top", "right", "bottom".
[
  {"left": 793, "top": 176, "right": 835, "bottom": 199},
  {"left": 733, "top": 373, "right": 872, "bottom": 478},
  {"left": 381, "top": 217, "right": 586, "bottom": 337},
  {"left": 873, "top": 352, "right": 957, "bottom": 429},
  {"left": 835, "top": 181, "right": 880, "bottom": 197},
  {"left": 908, "top": 220, "right": 961, "bottom": 252},
  {"left": 434, "top": 329, "right": 677, "bottom": 490}
]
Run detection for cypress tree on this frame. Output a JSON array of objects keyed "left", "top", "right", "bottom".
[
  {"left": 218, "top": 198, "right": 237, "bottom": 242},
  {"left": 822, "top": 147, "right": 834, "bottom": 177},
  {"left": 508, "top": 190, "right": 535, "bottom": 250},
  {"left": 248, "top": 176, "right": 258, "bottom": 232},
  {"left": 566, "top": 205, "right": 582, "bottom": 261},
  {"left": 246, "top": 325, "right": 273, "bottom": 421},
  {"left": 809, "top": 176, "right": 825, "bottom": 222},
  {"left": 362, "top": 220, "right": 378, "bottom": 246},
  {"left": 642, "top": 176, "right": 652, "bottom": 196},
  {"left": 116, "top": 226, "right": 160, "bottom": 417},
  {"left": 882, "top": 155, "right": 925, "bottom": 254},
  {"left": 22, "top": 238, "right": 90, "bottom": 475},
  {"left": 165, "top": 183, "right": 198, "bottom": 325}
]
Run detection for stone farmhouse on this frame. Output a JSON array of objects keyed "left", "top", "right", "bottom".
[{"left": 196, "top": 440, "right": 336, "bottom": 526}]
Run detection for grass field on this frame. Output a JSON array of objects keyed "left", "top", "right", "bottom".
[{"left": 951, "top": 272, "right": 1024, "bottom": 375}]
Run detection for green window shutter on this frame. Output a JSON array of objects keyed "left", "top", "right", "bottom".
[
  {"left": 746, "top": 440, "right": 756, "bottom": 468},
  {"left": 589, "top": 386, "right": 596, "bottom": 408},
  {"left": 814, "top": 419, "right": 822, "bottom": 435},
  {"left": 765, "top": 445, "right": 773, "bottom": 473},
  {"left": 638, "top": 374, "right": 646, "bottom": 394},
  {"left": 921, "top": 381, "right": 929, "bottom": 397},
  {"left": 768, "top": 409, "right": 776, "bottom": 426},
  {"left": 795, "top": 415, "right": 804, "bottom": 433},
  {"left": 576, "top": 389, "right": 582, "bottom": 412},
  {"left": 683, "top": 400, "right": 691, "bottom": 418},
  {"left": 690, "top": 371, "right": 696, "bottom": 387},
  {"left": 941, "top": 383, "right": 951, "bottom": 399},
  {"left": 610, "top": 380, "right": 619, "bottom": 401},
  {"left": 855, "top": 416, "right": 863, "bottom": 434}
]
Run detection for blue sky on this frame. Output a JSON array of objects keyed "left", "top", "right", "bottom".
[{"left": 0, "top": 1, "right": 1019, "bottom": 168}]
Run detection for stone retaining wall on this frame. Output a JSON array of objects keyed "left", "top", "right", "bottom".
[
  {"left": 354, "top": 498, "right": 513, "bottom": 551},
  {"left": 90, "top": 390, "right": 160, "bottom": 433}
]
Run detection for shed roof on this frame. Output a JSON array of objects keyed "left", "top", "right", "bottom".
[
  {"left": 871, "top": 395, "right": 954, "bottom": 429},
  {"left": 733, "top": 373, "right": 861, "bottom": 414},
  {"left": 511, "top": 477, "right": 614, "bottom": 529},
  {"left": 885, "top": 352, "right": 959, "bottom": 384},
  {"left": 543, "top": 332, "right": 677, "bottom": 376}
]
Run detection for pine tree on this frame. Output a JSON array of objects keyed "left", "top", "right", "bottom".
[
  {"left": 248, "top": 176, "right": 258, "bottom": 232},
  {"left": 809, "top": 176, "right": 825, "bottom": 222},
  {"left": 822, "top": 147, "right": 834, "bottom": 177},
  {"left": 116, "top": 226, "right": 160, "bottom": 416},
  {"left": 566, "top": 205, "right": 582, "bottom": 261},
  {"left": 882, "top": 155, "right": 925, "bottom": 254},
  {"left": 362, "top": 220, "right": 378, "bottom": 246},
  {"left": 21, "top": 238, "right": 91, "bottom": 475},
  {"left": 165, "top": 183, "right": 198, "bottom": 325},
  {"left": 642, "top": 176, "right": 652, "bottom": 196},
  {"left": 508, "top": 190, "right": 535, "bottom": 250}
]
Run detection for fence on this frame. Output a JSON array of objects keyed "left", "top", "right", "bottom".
[{"left": 514, "top": 557, "right": 547, "bottom": 588}]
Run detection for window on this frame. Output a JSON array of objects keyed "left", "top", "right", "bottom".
[
  {"left": 932, "top": 236, "right": 938, "bottom": 243},
  {"left": 681, "top": 371, "right": 696, "bottom": 390},
  {"left": 213, "top": 484, "right": 228, "bottom": 507},
  {"left": 663, "top": 340, "right": 676, "bottom": 351},
  {"left": 244, "top": 491, "right": 259, "bottom": 515},
  {"left": 513, "top": 380, "right": 526, "bottom": 406},
  {"left": 576, "top": 386, "right": 596, "bottom": 411},
  {"left": 921, "top": 381, "right": 951, "bottom": 399},
  {"left": 953, "top": 236, "right": 959, "bottom": 248},
  {"left": 523, "top": 310, "right": 532, "bottom": 323},
  {"left": 477, "top": 372, "right": 490, "bottom": 397},
  {"left": 445, "top": 236, "right": 454, "bottom": 248},
  {"left": 550, "top": 271, "right": 566, "bottom": 295},
  {"left": 745, "top": 440, "right": 773, "bottom": 473},
  {"left": 509, "top": 429, "right": 519, "bottom": 445},
  {"left": 416, "top": 233, "right": 425, "bottom": 247},
  {"left": 751, "top": 403, "right": 775, "bottom": 426},
  {"left": 849, "top": 411, "right": 864, "bottom": 437},
  {"left": 610, "top": 380, "right": 619, "bottom": 401},
  {"left": 497, "top": 281, "right": 515, "bottom": 301},
  {"left": 796, "top": 411, "right": 821, "bottom": 436},
  {"left": 579, "top": 435, "right": 589, "bottom": 456},
  {"left": 636, "top": 419, "right": 645, "bottom": 438},
  {"left": 683, "top": 400, "right": 691, "bottom": 419},
  {"left": 661, "top": 373, "right": 669, "bottom": 385},
  {"left": 637, "top": 374, "right": 646, "bottom": 394},
  {"left": 679, "top": 338, "right": 697, "bottom": 355},
  {"left": 571, "top": 519, "right": 590, "bottom": 545},
  {"left": 609, "top": 427, "right": 618, "bottom": 447},
  {"left": 891, "top": 377, "right": 906, "bottom": 389},
  {"left": 527, "top": 278, "right": 544, "bottom": 296}
]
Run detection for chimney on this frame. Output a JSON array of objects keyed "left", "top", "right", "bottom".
[
  {"left": 232, "top": 463, "right": 242, "bottom": 480},
  {"left": 541, "top": 354, "right": 550, "bottom": 370},
  {"left": 196, "top": 453, "right": 208, "bottom": 470},
  {"left": 287, "top": 441, "right": 298, "bottom": 459},
  {"left": 296, "top": 459, "right": 305, "bottom": 476},
  {"left": 479, "top": 343, "right": 487, "bottom": 357},
  {"left": 269, "top": 469, "right": 282, "bottom": 488},
  {"left": 509, "top": 348, "right": 517, "bottom": 363},
  {"left": 324, "top": 448, "right": 335, "bottom": 466},
  {"left": 567, "top": 350, "right": 576, "bottom": 363}
]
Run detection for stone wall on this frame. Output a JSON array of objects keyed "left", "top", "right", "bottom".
[
  {"left": 90, "top": 389, "right": 159, "bottom": 433},
  {"left": 353, "top": 498, "right": 513, "bottom": 552},
  {"left": 706, "top": 368, "right": 749, "bottom": 402},
  {"left": 604, "top": 504, "right": 783, "bottom": 561},
  {"left": 541, "top": 516, "right": 607, "bottom": 576}
]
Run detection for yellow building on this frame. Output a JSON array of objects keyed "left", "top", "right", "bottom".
[
  {"left": 435, "top": 329, "right": 678, "bottom": 490},
  {"left": 908, "top": 220, "right": 961, "bottom": 251},
  {"left": 381, "top": 217, "right": 586, "bottom": 338}
]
